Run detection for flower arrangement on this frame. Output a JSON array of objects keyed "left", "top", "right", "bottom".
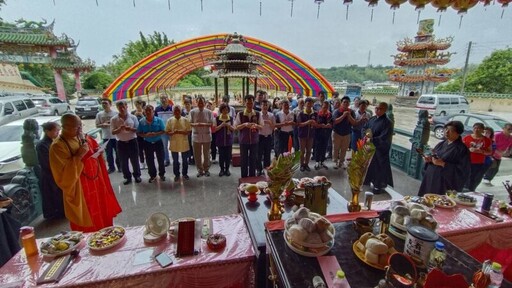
[
  {"left": 266, "top": 151, "right": 301, "bottom": 200},
  {"left": 347, "top": 130, "right": 376, "bottom": 212}
]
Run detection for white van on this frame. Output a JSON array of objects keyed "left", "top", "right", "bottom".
[
  {"left": 0, "top": 96, "right": 39, "bottom": 126},
  {"left": 415, "top": 94, "right": 470, "bottom": 116}
]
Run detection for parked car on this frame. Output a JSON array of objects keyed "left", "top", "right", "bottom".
[
  {"left": 31, "top": 96, "right": 71, "bottom": 116},
  {"left": 75, "top": 97, "right": 103, "bottom": 119},
  {"left": 416, "top": 94, "right": 470, "bottom": 117},
  {"left": 431, "top": 113, "right": 508, "bottom": 139},
  {"left": 0, "top": 116, "right": 60, "bottom": 180},
  {"left": 0, "top": 96, "right": 39, "bottom": 126}
]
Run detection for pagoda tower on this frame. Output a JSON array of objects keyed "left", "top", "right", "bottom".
[
  {"left": 206, "top": 33, "right": 265, "bottom": 103},
  {"left": 387, "top": 19, "right": 457, "bottom": 98},
  {"left": 0, "top": 19, "right": 94, "bottom": 100}
]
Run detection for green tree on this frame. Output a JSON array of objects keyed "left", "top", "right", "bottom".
[
  {"left": 103, "top": 31, "right": 174, "bottom": 78},
  {"left": 464, "top": 48, "right": 512, "bottom": 93},
  {"left": 317, "top": 65, "right": 393, "bottom": 83},
  {"left": 83, "top": 71, "right": 114, "bottom": 90}
]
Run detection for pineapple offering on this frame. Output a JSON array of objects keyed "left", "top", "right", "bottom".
[{"left": 266, "top": 151, "right": 301, "bottom": 201}]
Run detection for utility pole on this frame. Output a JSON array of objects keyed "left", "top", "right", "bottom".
[{"left": 460, "top": 41, "right": 472, "bottom": 95}]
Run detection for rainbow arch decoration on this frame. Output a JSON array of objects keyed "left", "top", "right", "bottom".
[{"left": 103, "top": 33, "right": 334, "bottom": 101}]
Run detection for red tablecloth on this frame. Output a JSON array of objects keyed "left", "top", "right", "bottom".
[
  {"left": 0, "top": 214, "right": 256, "bottom": 288},
  {"left": 372, "top": 194, "right": 512, "bottom": 282}
]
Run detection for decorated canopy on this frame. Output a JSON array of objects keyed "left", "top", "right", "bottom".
[{"left": 103, "top": 33, "right": 334, "bottom": 101}]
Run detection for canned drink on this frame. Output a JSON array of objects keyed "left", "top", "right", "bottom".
[
  {"left": 482, "top": 193, "right": 494, "bottom": 211},
  {"left": 404, "top": 225, "right": 439, "bottom": 268}
]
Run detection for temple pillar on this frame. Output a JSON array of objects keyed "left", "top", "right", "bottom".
[
  {"left": 214, "top": 78, "right": 218, "bottom": 102},
  {"left": 223, "top": 77, "right": 228, "bottom": 97},
  {"left": 241, "top": 78, "right": 245, "bottom": 97},
  {"left": 74, "top": 70, "right": 82, "bottom": 94},
  {"left": 253, "top": 78, "right": 257, "bottom": 96},
  {"left": 53, "top": 69, "right": 66, "bottom": 101}
]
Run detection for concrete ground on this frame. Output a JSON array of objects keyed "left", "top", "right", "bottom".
[{"left": 32, "top": 154, "right": 512, "bottom": 239}]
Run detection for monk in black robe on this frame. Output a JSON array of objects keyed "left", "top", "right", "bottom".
[
  {"left": 37, "top": 122, "right": 65, "bottom": 219},
  {"left": 364, "top": 102, "right": 394, "bottom": 194},
  {"left": 0, "top": 188, "right": 21, "bottom": 267},
  {"left": 418, "top": 120, "right": 470, "bottom": 196}
]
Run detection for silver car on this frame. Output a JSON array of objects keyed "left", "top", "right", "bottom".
[
  {"left": 32, "top": 97, "right": 71, "bottom": 116},
  {"left": 0, "top": 116, "right": 60, "bottom": 180}
]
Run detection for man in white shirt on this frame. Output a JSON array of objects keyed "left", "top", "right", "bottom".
[
  {"left": 257, "top": 100, "right": 275, "bottom": 176},
  {"left": 95, "top": 99, "right": 119, "bottom": 174},
  {"left": 275, "top": 100, "right": 295, "bottom": 155},
  {"left": 189, "top": 96, "right": 215, "bottom": 177},
  {"left": 111, "top": 100, "right": 141, "bottom": 185}
]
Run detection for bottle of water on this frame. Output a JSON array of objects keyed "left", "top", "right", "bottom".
[
  {"left": 488, "top": 262, "right": 503, "bottom": 288},
  {"left": 427, "top": 241, "right": 446, "bottom": 272},
  {"left": 332, "top": 270, "right": 351, "bottom": 288}
]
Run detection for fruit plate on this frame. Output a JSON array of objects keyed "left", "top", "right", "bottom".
[
  {"left": 87, "top": 226, "right": 126, "bottom": 251},
  {"left": 238, "top": 183, "right": 249, "bottom": 192},
  {"left": 40, "top": 231, "right": 84, "bottom": 258},
  {"left": 453, "top": 193, "right": 477, "bottom": 207},
  {"left": 256, "top": 181, "right": 268, "bottom": 192},
  {"left": 424, "top": 194, "right": 456, "bottom": 209},
  {"left": 283, "top": 231, "right": 333, "bottom": 257},
  {"left": 454, "top": 198, "right": 476, "bottom": 207},
  {"left": 352, "top": 240, "right": 397, "bottom": 270}
]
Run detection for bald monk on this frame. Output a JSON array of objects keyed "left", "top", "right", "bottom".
[{"left": 50, "top": 114, "right": 122, "bottom": 232}]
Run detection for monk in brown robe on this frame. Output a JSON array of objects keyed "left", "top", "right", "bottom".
[{"left": 50, "top": 114, "right": 122, "bottom": 232}]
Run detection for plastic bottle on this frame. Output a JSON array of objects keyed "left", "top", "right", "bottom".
[
  {"left": 19, "top": 226, "right": 38, "bottom": 257},
  {"left": 488, "top": 262, "right": 504, "bottom": 288},
  {"left": 427, "top": 241, "right": 446, "bottom": 272},
  {"left": 332, "top": 270, "right": 351, "bottom": 288}
]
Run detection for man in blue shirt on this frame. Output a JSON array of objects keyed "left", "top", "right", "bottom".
[{"left": 137, "top": 105, "right": 166, "bottom": 183}]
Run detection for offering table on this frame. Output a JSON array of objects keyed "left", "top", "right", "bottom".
[
  {"left": 372, "top": 193, "right": 512, "bottom": 282},
  {"left": 237, "top": 187, "right": 348, "bottom": 288},
  {"left": 0, "top": 214, "right": 255, "bottom": 288},
  {"left": 264, "top": 212, "right": 512, "bottom": 288}
]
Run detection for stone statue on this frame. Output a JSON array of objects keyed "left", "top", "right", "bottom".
[{"left": 21, "top": 119, "right": 40, "bottom": 167}]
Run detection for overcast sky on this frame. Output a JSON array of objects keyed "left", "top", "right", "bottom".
[{"left": 3, "top": 0, "right": 511, "bottom": 69}]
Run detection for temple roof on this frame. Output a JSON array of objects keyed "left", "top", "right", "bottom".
[
  {"left": 52, "top": 50, "right": 94, "bottom": 70},
  {"left": 0, "top": 20, "right": 72, "bottom": 47},
  {"left": 0, "top": 31, "right": 70, "bottom": 46}
]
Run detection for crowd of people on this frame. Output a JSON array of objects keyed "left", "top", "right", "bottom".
[{"left": 1, "top": 91, "right": 511, "bottom": 266}]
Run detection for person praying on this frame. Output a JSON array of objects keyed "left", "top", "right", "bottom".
[{"left": 50, "top": 114, "right": 122, "bottom": 232}]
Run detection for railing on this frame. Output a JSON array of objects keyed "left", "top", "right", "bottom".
[{"left": 389, "top": 128, "right": 426, "bottom": 180}]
